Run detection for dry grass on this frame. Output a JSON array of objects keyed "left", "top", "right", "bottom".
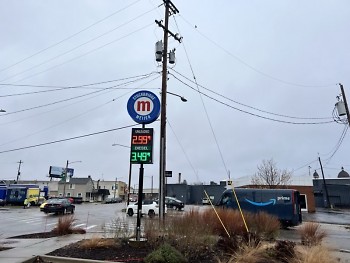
[
  {"left": 225, "top": 242, "right": 276, "bottom": 263},
  {"left": 51, "top": 215, "right": 86, "bottom": 235},
  {"left": 79, "top": 236, "right": 117, "bottom": 249},
  {"left": 248, "top": 212, "right": 281, "bottom": 240},
  {"left": 298, "top": 222, "right": 326, "bottom": 246},
  {"left": 102, "top": 217, "right": 131, "bottom": 239},
  {"left": 145, "top": 209, "right": 218, "bottom": 261},
  {"left": 144, "top": 208, "right": 281, "bottom": 262},
  {"left": 290, "top": 245, "right": 337, "bottom": 263}
]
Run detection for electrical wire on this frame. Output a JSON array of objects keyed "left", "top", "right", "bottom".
[
  {"left": 0, "top": 7, "right": 158, "bottom": 83},
  {"left": 0, "top": 0, "right": 142, "bottom": 74},
  {"left": 178, "top": 14, "right": 337, "bottom": 88},
  {"left": 171, "top": 73, "right": 335, "bottom": 125},
  {"left": 6, "top": 22, "right": 155, "bottom": 84},
  {"left": 324, "top": 125, "right": 348, "bottom": 164},
  {"left": 0, "top": 123, "right": 139, "bottom": 154},
  {"left": 0, "top": 75, "right": 161, "bottom": 147},
  {"left": 167, "top": 120, "right": 198, "bottom": 178},
  {"left": 1, "top": 72, "right": 158, "bottom": 117},
  {"left": 0, "top": 72, "right": 158, "bottom": 97},
  {"left": 173, "top": 16, "right": 230, "bottom": 180},
  {"left": 171, "top": 69, "right": 333, "bottom": 121}
]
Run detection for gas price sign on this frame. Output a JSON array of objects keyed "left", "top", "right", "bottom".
[{"left": 130, "top": 128, "right": 154, "bottom": 164}]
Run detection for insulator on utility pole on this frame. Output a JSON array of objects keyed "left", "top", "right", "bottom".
[{"left": 169, "top": 49, "right": 175, "bottom": 64}]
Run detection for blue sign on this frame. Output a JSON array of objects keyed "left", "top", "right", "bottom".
[{"left": 127, "top": 90, "right": 160, "bottom": 124}]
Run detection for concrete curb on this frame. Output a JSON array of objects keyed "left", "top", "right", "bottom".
[{"left": 22, "top": 255, "right": 121, "bottom": 263}]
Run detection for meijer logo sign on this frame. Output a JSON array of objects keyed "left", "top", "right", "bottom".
[{"left": 127, "top": 90, "right": 160, "bottom": 124}]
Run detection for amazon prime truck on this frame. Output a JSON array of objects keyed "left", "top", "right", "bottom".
[{"left": 217, "top": 188, "right": 302, "bottom": 227}]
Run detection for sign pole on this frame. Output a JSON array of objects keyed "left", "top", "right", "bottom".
[{"left": 127, "top": 90, "right": 160, "bottom": 242}]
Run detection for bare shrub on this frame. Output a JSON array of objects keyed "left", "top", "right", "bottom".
[
  {"left": 298, "top": 222, "right": 326, "bottom": 246},
  {"left": 51, "top": 215, "right": 86, "bottom": 236},
  {"left": 248, "top": 212, "right": 280, "bottom": 240},
  {"left": 102, "top": 217, "right": 131, "bottom": 240},
  {"left": 291, "top": 245, "right": 337, "bottom": 263},
  {"left": 79, "top": 236, "right": 117, "bottom": 249},
  {"left": 273, "top": 240, "right": 296, "bottom": 263},
  {"left": 206, "top": 208, "right": 249, "bottom": 237},
  {"left": 144, "top": 208, "right": 218, "bottom": 261}
]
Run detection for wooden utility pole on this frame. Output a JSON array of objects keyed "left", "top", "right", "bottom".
[
  {"left": 16, "top": 160, "right": 23, "bottom": 182},
  {"left": 339, "top": 83, "right": 350, "bottom": 126},
  {"left": 156, "top": 0, "right": 180, "bottom": 221},
  {"left": 318, "top": 157, "right": 331, "bottom": 208}
]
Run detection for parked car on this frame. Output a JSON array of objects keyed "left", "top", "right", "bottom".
[
  {"left": 126, "top": 200, "right": 166, "bottom": 218},
  {"left": 104, "top": 197, "right": 122, "bottom": 204},
  {"left": 202, "top": 197, "right": 214, "bottom": 205},
  {"left": 0, "top": 198, "right": 5, "bottom": 207},
  {"left": 164, "top": 197, "right": 185, "bottom": 210},
  {"left": 42, "top": 198, "right": 75, "bottom": 214},
  {"left": 39, "top": 201, "right": 47, "bottom": 211}
]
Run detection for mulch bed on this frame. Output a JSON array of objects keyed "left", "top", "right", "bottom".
[
  {"left": 9, "top": 232, "right": 59, "bottom": 239},
  {"left": 48, "top": 240, "right": 155, "bottom": 263},
  {"left": 8, "top": 232, "right": 221, "bottom": 262}
]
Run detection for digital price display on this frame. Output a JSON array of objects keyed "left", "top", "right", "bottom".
[{"left": 130, "top": 128, "right": 153, "bottom": 164}]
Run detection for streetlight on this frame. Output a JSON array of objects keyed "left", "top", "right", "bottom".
[
  {"left": 63, "top": 160, "right": 82, "bottom": 197},
  {"left": 167, "top": 91, "right": 187, "bottom": 102}
]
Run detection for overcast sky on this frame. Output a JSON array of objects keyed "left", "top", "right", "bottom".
[{"left": 0, "top": 0, "right": 349, "bottom": 189}]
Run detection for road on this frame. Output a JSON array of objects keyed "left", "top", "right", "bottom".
[
  {"left": 1, "top": 203, "right": 349, "bottom": 261},
  {"left": 0, "top": 202, "right": 132, "bottom": 239}
]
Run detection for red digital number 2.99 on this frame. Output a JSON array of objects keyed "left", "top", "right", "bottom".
[{"left": 132, "top": 135, "right": 151, "bottom": 144}]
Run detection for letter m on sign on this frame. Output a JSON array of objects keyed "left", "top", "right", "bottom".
[{"left": 137, "top": 101, "right": 151, "bottom": 112}]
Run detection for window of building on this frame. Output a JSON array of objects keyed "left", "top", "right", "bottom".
[
  {"left": 77, "top": 193, "right": 82, "bottom": 197},
  {"left": 66, "top": 192, "right": 71, "bottom": 197}
]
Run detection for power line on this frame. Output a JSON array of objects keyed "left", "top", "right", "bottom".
[
  {"left": 324, "top": 125, "right": 348, "bottom": 164},
  {"left": 1, "top": 72, "right": 157, "bottom": 117},
  {"left": 173, "top": 16, "right": 230, "bottom": 180},
  {"left": 0, "top": 7, "right": 158, "bottom": 83},
  {"left": 171, "top": 73, "right": 335, "bottom": 125},
  {"left": 0, "top": 124, "right": 138, "bottom": 154},
  {"left": 6, "top": 23, "right": 155, "bottom": 84},
  {"left": 0, "top": 0, "right": 142, "bottom": 74},
  {"left": 0, "top": 72, "right": 158, "bottom": 97},
  {"left": 178, "top": 14, "right": 337, "bottom": 88},
  {"left": 0, "top": 75, "right": 161, "bottom": 147},
  {"left": 171, "top": 68, "right": 333, "bottom": 121}
]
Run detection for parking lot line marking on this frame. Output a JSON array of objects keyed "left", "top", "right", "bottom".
[
  {"left": 85, "top": 225, "right": 97, "bottom": 230},
  {"left": 74, "top": 223, "right": 86, "bottom": 228}
]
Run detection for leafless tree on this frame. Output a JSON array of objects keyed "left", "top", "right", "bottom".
[{"left": 251, "top": 159, "right": 292, "bottom": 188}]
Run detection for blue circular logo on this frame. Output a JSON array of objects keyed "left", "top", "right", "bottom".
[{"left": 127, "top": 90, "right": 160, "bottom": 124}]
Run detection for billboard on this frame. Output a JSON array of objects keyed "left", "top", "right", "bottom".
[{"left": 49, "top": 166, "right": 74, "bottom": 179}]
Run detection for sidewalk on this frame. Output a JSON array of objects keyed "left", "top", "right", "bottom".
[{"left": 0, "top": 233, "right": 107, "bottom": 263}]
